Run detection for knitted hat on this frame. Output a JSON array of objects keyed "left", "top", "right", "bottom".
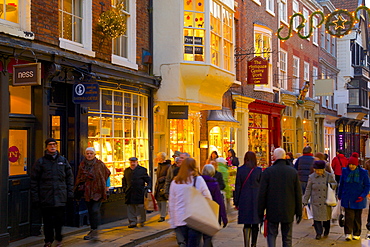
[
  {"left": 85, "top": 147, "right": 96, "bottom": 154},
  {"left": 313, "top": 160, "right": 326, "bottom": 169},
  {"left": 45, "top": 138, "right": 57, "bottom": 147},
  {"left": 215, "top": 157, "right": 227, "bottom": 164},
  {"left": 348, "top": 152, "right": 359, "bottom": 166}
]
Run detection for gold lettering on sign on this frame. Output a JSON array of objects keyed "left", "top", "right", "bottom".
[{"left": 105, "top": 100, "right": 123, "bottom": 106}]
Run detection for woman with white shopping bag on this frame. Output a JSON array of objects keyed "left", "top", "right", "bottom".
[
  {"left": 168, "top": 158, "right": 212, "bottom": 247},
  {"left": 303, "top": 160, "right": 337, "bottom": 240}
]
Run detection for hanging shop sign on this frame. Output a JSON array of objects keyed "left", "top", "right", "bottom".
[
  {"left": 73, "top": 81, "right": 99, "bottom": 104},
  {"left": 168, "top": 105, "right": 189, "bottom": 119},
  {"left": 247, "top": 56, "right": 268, "bottom": 85},
  {"left": 12, "top": 63, "right": 41, "bottom": 86}
]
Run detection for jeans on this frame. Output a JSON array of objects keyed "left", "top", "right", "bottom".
[
  {"left": 300, "top": 181, "right": 307, "bottom": 195},
  {"left": 267, "top": 221, "right": 293, "bottom": 247},
  {"left": 177, "top": 225, "right": 202, "bottom": 247},
  {"left": 344, "top": 208, "right": 363, "bottom": 236},
  {"left": 86, "top": 200, "right": 102, "bottom": 230},
  {"left": 42, "top": 206, "right": 65, "bottom": 243}
]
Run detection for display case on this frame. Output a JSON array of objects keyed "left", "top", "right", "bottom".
[
  {"left": 169, "top": 117, "right": 195, "bottom": 157},
  {"left": 248, "top": 113, "right": 269, "bottom": 169}
]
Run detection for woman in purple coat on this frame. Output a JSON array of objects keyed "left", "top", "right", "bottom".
[
  {"left": 234, "top": 151, "right": 262, "bottom": 247},
  {"left": 202, "top": 164, "right": 228, "bottom": 247}
]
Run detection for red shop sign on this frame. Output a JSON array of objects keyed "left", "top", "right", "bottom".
[{"left": 247, "top": 56, "right": 269, "bottom": 85}]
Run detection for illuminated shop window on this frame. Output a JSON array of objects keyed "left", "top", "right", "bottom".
[
  {"left": 303, "top": 112, "right": 313, "bottom": 148},
  {"left": 209, "top": 126, "right": 236, "bottom": 157},
  {"left": 248, "top": 112, "right": 269, "bottom": 169},
  {"left": 169, "top": 115, "right": 196, "bottom": 157},
  {"left": 9, "top": 129, "right": 27, "bottom": 176},
  {"left": 282, "top": 106, "right": 294, "bottom": 153},
  {"left": 0, "top": 0, "right": 18, "bottom": 23},
  {"left": 9, "top": 85, "right": 31, "bottom": 114},
  {"left": 184, "top": 0, "right": 205, "bottom": 62},
  {"left": 87, "top": 89, "right": 148, "bottom": 187}
]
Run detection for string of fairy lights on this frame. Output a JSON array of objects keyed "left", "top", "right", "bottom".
[{"left": 277, "top": 5, "right": 370, "bottom": 41}]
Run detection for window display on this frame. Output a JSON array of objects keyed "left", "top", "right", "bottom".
[
  {"left": 303, "top": 118, "right": 313, "bottom": 148},
  {"left": 248, "top": 112, "right": 269, "bottom": 169},
  {"left": 282, "top": 116, "right": 294, "bottom": 153},
  {"left": 209, "top": 126, "right": 236, "bottom": 158},
  {"left": 169, "top": 115, "right": 196, "bottom": 157},
  {"left": 87, "top": 89, "right": 148, "bottom": 187}
]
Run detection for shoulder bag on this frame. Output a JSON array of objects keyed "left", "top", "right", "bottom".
[{"left": 325, "top": 174, "right": 337, "bottom": 207}]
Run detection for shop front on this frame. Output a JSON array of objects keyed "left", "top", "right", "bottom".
[
  {"left": 248, "top": 100, "right": 285, "bottom": 169},
  {"left": 336, "top": 117, "right": 363, "bottom": 157}
]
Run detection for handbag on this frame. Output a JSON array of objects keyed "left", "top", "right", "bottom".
[
  {"left": 302, "top": 205, "right": 313, "bottom": 220},
  {"left": 183, "top": 176, "right": 221, "bottom": 236},
  {"left": 325, "top": 174, "right": 337, "bottom": 207},
  {"left": 144, "top": 192, "right": 158, "bottom": 211}
]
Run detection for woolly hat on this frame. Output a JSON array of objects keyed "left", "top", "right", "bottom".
[
  {"left": 216, "top": 157, "right": 227, "bottom": 164},
  {"left": 45, "top": 138, "right": 57, "bottom": 147},
  {"left": 313, "top": 160, "right": 326, "bottom": 169},
  {"left": 85, "top": 147, "right": 96, "bottom": 154},
  {"left": 348, "top": 152, "right": 359, "bottom": 166}
]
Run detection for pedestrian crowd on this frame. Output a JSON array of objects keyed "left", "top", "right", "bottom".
[{"left": 30, "top": 137, "right": 370, "bottom": 247}]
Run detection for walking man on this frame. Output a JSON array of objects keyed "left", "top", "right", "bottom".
[
  {"left": 30, "top": 138, "right": 74, "bottom": 247},
  {"left": 258, "top": 148, "right": 302, "bottom": 247},
  {"left": 122, "top": 157, "right": 152, "bottom": 228},
  {"left": 294, "top": 145, "right": 314, "bottom": 194}
]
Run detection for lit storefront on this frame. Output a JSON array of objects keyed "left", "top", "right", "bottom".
[
  {"left": 169, "top": 114, "right": 198, "bottom": 157},
  {"left": 86, "top": 89, "right": 149, "bottom": 187},
  {"left": 336, "top": 117, "right": 363, "bottom": 156}
]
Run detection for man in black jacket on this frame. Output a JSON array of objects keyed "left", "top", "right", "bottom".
[
  {"left": 258, "top": 148, "right": 302, "bottom": 247},
  {"left": 30, "top": 138, "right": 74, "bottom": 247},
  {"left": 122, "top": 157, "right": 152, "bottom": 228},
  {"left": 294, "top": 146, "right": 314, "bottom": 195}
]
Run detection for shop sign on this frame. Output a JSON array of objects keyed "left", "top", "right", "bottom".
[
  {"left": 338, "top": 134, "right": 344, "bottom": 150},
  {"left": 247, "top": 56, "right": 268, "bottom": 85},
  {"left": 168, "top": 105, "right": 188, "bottom": 119},
  {"left": 73, "top": 82, "right": 99, "bottom": 104},
  {"left": 12, "top": 63, "right": 41, "bottom": 86},
  {"left": 184, "top": 36, "right": 203, "bottom": 45},
  {"left": 8, "top": 146, "right": 20, "bottom": 163}
]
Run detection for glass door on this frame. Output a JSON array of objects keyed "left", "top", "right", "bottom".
[{"left": 9, "top": 129, "right": 28, "bottom": 176}]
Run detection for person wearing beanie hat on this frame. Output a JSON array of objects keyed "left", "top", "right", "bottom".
[
  {"left": 75, "top": 147, "right": 111, "bottom": 241},
  {"left": 30, "top": 139, "right": 74, "bottom": 247},
  {"left": 303, "top": 160, "right": 337, "bottom": 239},
  {"left": 338, "top": 152, "right": 370, "bottom": 241}
]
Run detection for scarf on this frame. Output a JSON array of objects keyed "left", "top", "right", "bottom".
[
  {"left": 83, "top": 158, "right": 96, "bottom": 180},
  {"left": 346, "top": 166, "right": 360, "bottom": 183}
]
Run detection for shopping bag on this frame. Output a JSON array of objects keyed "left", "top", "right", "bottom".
[
  {"left": 302, "top": 205, "right": 313, "bottom": 220},
  {"left": 183, "top": 186, "right": 221, "bottom": 236},
  {"left": 144, "top": 192, "right": 158, "bottom": 211},
  {"left": 331, "top": 200, "right": 341, "bottom": 219},
  {"left": 325, "top": 183, "right": 337, "bottom": 206}
]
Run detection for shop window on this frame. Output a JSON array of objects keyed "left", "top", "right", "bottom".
[
  {"left": 9, "top": 85, "right": 31, "bottom": 114},
  {"left": 303, "top": 118, "right": 313, "bottom": 147},
  {"left": 209, "top": 126, "right": 222, "bottom": 154},
  {"left": 282, "top": 116, "right": 294, "bottom": 153},
  {"left": 169, "top": 116, "right": 195, "bottom": 157},
  {"left": 9, "top": 129, "right": 28, "bottom": 176},
  {"left": 88, "top": 89, "right": 148, "bottom": 187},
  {"left": 248, "top": 113, "right": 269, "bottom": 169}
]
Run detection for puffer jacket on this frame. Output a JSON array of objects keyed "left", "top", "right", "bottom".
[
  {"left": 30, "top": 151, "right": 74, "bottom": 207},
  {"left": 294, "top": 154, "right": 314, "bottom": 182}
]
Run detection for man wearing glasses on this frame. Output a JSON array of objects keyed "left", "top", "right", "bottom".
[{"left": 30, "top": 138, "right": 74, "bottom": 247}]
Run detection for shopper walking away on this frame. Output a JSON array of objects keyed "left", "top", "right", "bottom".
[
  {"left": 294, "top": 146, "right": 314, "bottom": 195},
  {"left": 331, "top": 149, "right": 348, "bottom": 185},
  {"left": 122, "top": 157, "right": 152, "bottom": 228},
  {"left": 302, "top": 160, "right": 337, "bottom": 240},
  {"left": 201, "top": 164, "right": 228, "bottom": 247},
  {"left": 258, "top": 148, "right": 302, "bottom": 247},
  {"left": 168, "top": 158, "right": 212, "bottom": 247},
  {"left": 154, "top": 152, "right": 171, "bottom": 222},
  {"left": 338, "top": 152, "right": 370, "bottom": 241},
  {"left": 234, "top": 151, "right": 262, "bottom": 247},
  {"left": 74, "top": 147, "right": 111, "bottom": 240},
  {"left": 30, "top": 138, "right": 74, "bottom": 247}
]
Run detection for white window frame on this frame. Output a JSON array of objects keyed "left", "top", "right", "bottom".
[
  {"left": 321, "top": 70, "right": 327, "bottom": 107},
  {"left": 331, "top": 36, "right": 336, "bottom": 57},
  {"left": 254, "top": 25, "right": 273, "bottom": 93},
  {"left": 313, "top": 16, "right": 318, "bottom": 46},
  {"left": 292, "top": 0, "right": 299, "bottom": 30},
  {"left": 304, "top": 61, "right": 309, "bottom": 81},
  {"left": 312, "top": 66, "right": 318, "bottom": 99},
  {"left": 266, "top": 0, "right": 275, "bottom": 16},
  {"left": 279, "top": 0, "right": 288, "bottom": 24},
  {"left": 111, "top": 0, "right": 138, "bottom": 70},
  {"left": 280, "top": 49, "right": 288, "bottom": 89},
  {"left": 293, "top": 56, "right": 300, "bottom": 94},
  {"left": 0, "top": 0, "right": 33, "bottom": 39},
  {"left": 303, "top": 8, "right": 309, "bottom": 38},
  {"left": 59, "top": 0, "right": 95, "bottom": 57}
]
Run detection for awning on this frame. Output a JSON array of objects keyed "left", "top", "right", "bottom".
[{"left": 207, "top": 108, "right": 239, "bottom": 123}]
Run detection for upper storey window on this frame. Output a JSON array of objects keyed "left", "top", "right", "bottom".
[
  {"left": 0, "top": 0, "right": 18, "bottom": 23},
  {"left": 0, "top": 0, "right": 32, "bottom": 39},
  {"left": 59, "top": 0, "right": 82, "bottom": 43}
]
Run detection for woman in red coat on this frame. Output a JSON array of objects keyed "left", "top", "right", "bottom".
[
  {"left": 75, "top": 147, "right": 111, "bottom": 241},
  {"left": 331, "top": 149, "right": 348, "bottom": 185}
]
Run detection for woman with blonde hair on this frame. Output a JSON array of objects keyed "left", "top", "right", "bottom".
[{"left": 169, "top": 158, "right": 212, "bottom": 247}]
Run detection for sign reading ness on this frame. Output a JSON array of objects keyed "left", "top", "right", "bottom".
[{"left": 13, "top": 63, "right": 41, "bottom": 86}]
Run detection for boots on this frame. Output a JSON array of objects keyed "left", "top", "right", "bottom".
[
  {"left": 84, "top": 229, "right": 98, "bottom": 240},
  {"left": 158, "top": 217, "right": 165, "bottom": 222},
  {"left": 243, "top": 227, "right": 251, "bottom": 247},
  {"left": 251, "top": 226, "right": 259, "bottom": 247}
]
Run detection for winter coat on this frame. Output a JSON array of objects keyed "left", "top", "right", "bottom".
[
  {"left": 338, "top": 166, "right": 370, "bottom": 209},
  {"left": 227, "top": 156, "right": 239, "bottom": 167},
  {"left": 294, "top": 154, "right": 314, "bottom": 182},
  {"left": 154, "top": 161, "right": 171, "bottom": 201},
  {"left": 202, "top": 175, "right": 228, "bottom": 226},
  {"left": 214, "top": 171, "right": 225, "bottom": 190},
  {"left": 122, "top": 165, "right": 152, "bottom": 204},
  {"left": 168, "top": 175, "right": 212, "bottom": 228},
  {"left": 302, "top": 172, "right": 337, "bottom": 221},
  {"left": 74, "top": 158, "right": 111, "bottom": 202},
  {"left": 331, "top": 154, "right": 348, "bottom": 176},
  {"left": 234, "top": 165, "right": 262, "bottom": 224},
  {"left": 258, "top": 159, "right": 302, "bottom": 223},
  {"left": 30, "top": 151, "right": 74, "bottom": 207},
  {"left": 164, "top": 164, "right": 178, "bottom": 196},
  {"left": 218, "top": 163, "right": 232, "bottom": 199}
]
